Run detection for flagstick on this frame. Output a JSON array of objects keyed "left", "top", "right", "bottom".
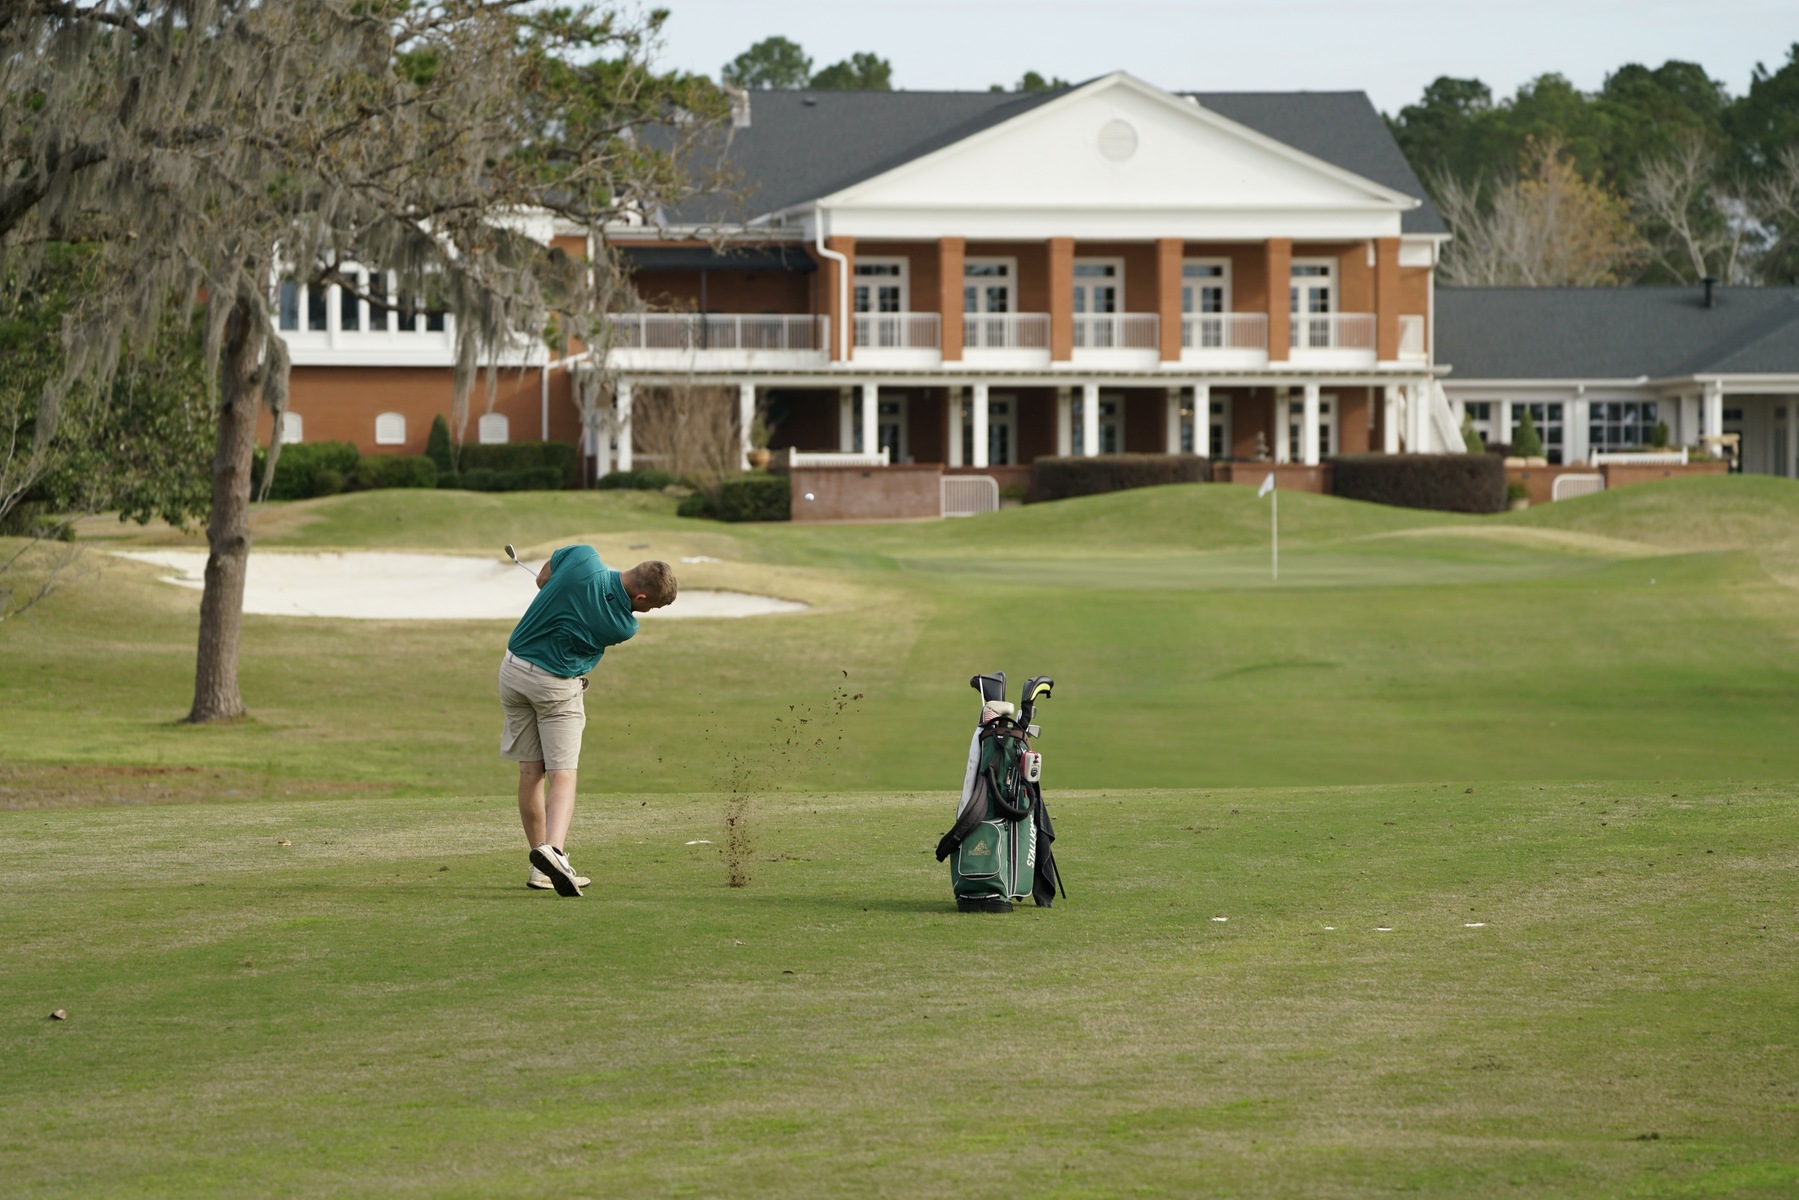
[{"left": 1271, "top": 487, "right": 1279, "bottom": 582}]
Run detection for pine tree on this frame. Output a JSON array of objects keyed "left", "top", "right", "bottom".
[{"left": 1514, "top": 409, "right": 1546, "bottom": 458}]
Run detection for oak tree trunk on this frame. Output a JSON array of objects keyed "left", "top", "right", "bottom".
[{"left": 184, "top": 297, "right": 263, "bottom": 724}]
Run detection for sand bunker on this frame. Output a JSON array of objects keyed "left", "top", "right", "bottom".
[{"left": 114, "top": 551, "right": 809, "bottom": 621}]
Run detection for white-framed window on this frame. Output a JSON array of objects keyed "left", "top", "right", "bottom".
[
  {"left": 1588, "top": 401, "right": 1659, "bottom": 452},
  {"left": 478, "top": 413, "right": 510, "bottom": 445},
  {"left": 853, "top": 259, "right": 908, "bottom": 313},
  {"left": 963, "top": 258, "right": 1015, "bottom": 315},
  {"left": 1287, "top": 394, "right": 1339, "bottom": 459},
  {"left": 1460, "top": 400, "right": 1497, "bottom": 447},
  {"left": 375, "top": 412, "right": 406, "bottom": 445},
  {"left": 1072, "top": 391, "right": 1126, "bottom": 454},
  {"left": 1073, "top": 258, "right": 1122, "bottom": 315},
  {"left": 279, "top": 412, "right": 303, "bottom": 444},
  {"left": 1182, "top": 260, "right": 1230, "bottom": 314},
  {"left": 877, "top": 394, "right": 909, "bottom": 463},
  {"left": 1290, "top": 259, "right": 1335, "bottom": 350},
  {"left": 1182, "top": 393, "right": 1231, "bottom": 457},
  {"left": 960, "top": 392, "right": 1018, "bottom": 466}
]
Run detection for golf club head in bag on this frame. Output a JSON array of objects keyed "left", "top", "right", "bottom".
[{"left": 1017, "top": 675, "right": 1054, "bottom": 729}]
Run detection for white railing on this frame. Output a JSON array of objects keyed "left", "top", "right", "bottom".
[
  {"left": 1181, "top": 313, "right": 1267, "bottom": 350},
  {"left": 854, "top": 312, "right": 940, "bottom": 350},
  {"left": 963, "top": 313, "right": 1050, "bottom": 350},
  {"left": 1073, "top": 313, "right": 1159, "bottom": 350},
  {"left": 607, "top": 314, "right": 826, "bottom": 352},
  {"left": 1291, "top": 312, "right": 1375, "bottom": 350},
  {"left": 1398, "top": 314, "right": 1426, "bottom": 359},
  {"left": 1590, "top": 449, "right": 1689, "bottom": 465},
  {"left": 1552, "top": 473, "right": 1606, "bottom": 502},
  {"left": 788, "top": 448, "right": 891, "bottom": 468},
  {"left": 942, "top": 475, "right": 1000, "bottom": 518}
]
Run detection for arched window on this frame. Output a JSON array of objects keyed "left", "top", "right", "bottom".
[
  {"left": 279, "top": 412, "right": 303, "bottom": 444},
  {"left": 478, "top": 413, "right": 510, "bottom": 445},
  {"left": 375, "top": 412, "right": 406, "bottom": 445}
]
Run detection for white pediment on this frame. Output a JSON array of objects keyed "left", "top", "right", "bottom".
[{"left": 820, "top": 73, "right": 1419, "bottom": 241}]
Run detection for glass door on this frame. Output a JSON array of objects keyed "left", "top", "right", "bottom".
[
  {"left": 1290, "top": 261, "right": 1334, "bottom": 349},
  {"left": 1073, "top": 260, "right": 1121, "bottom": 347}
]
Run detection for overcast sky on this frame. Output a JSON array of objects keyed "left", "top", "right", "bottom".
[{"left": 645, "top": 0, "right": 1795, "bottom": 115}]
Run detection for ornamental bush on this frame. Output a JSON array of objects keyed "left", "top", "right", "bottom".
[
  {"left": 1513, "top": 410, "right": 1546, "bottom": 459},
  {"left": 457, "top": 440, "right": 579, "bottom": 487},
  {"left": 713, "top": 473, "right": 790, "bottom": 522},
  {"left": 351, "top": 455, "right": 437, "bottom": 490},
  {"left": 1028, "top": 454, "right": 1211, "bottom": 503},
  {"left": 425, "top": 414, "right": 454, "bottom": 474},
  {"left": 598, "top": 468, "right": 677, "bottom": 490},
  {"left": 251, "top": 441, "right": 360, "bottom": 501},
  {"left": 1328, "top": 453, "right": 1506, "bottom": 514}
]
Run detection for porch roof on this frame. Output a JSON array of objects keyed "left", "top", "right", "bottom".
[{"left": 1437, "top": 286, "right": 1799, "bottom": 382}]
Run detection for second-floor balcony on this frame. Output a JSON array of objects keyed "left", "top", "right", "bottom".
[
  {"left": 1072, "top": 314, "right": 1160, "bottom": 366},
  {"left": 605, "top": 313, "right": 829, "bottom": 368},
  {"left": 1291, "top": 313, "right": 1375, "bottom": 354},
  {"left": 854, "top": 312, "right": 941, "bottom": 365}
]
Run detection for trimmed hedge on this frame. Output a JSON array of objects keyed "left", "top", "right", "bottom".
[
  {"left": 714, "top": 474, "right": 790, "bottom": 522},
  {"left": 252, "top": 441, "right": 360, "bottom": 501},
  {"left": 1328, "top": 453, "right": 1506, "bottom": 514},
  {"left": 351, "top": 455, "right": 438, "bottom": 491},
  {"left": 456, "top": 440, "right": 579, "bottom": 487},
  {"left": 1028, "top": 454, "right": 1211, "bottom": 503},
  {"left": 598, "top": 468, "right": 677, "bottom": 491},
  {"left": 447, "top": 465, "right": 562, "bottom": 493}
]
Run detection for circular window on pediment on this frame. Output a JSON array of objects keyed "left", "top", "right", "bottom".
[{"left": 1097, "top": 119, "right": 1138, "bottom": 162}]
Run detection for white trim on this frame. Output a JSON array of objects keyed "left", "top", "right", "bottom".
[
  {"left": 1181, "top": 258, "right": 1231, "bottom": 315},
  {"left": 963, "top": 257, "right": 1018, "bottom": 315},
  {"left": 853, "top": 257, "right": 910, "bottom": 314}
]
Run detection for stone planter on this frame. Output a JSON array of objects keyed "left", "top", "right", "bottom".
[{"left": 747, "top": 448, "right": 771, "bottom": 470}]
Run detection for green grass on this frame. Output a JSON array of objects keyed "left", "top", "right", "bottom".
[{"left": 5, "top": 478, "right": 1799, "bottom": 1196}]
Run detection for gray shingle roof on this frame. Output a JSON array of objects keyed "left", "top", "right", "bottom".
[
  {"left": 672, "top": 83, "right": 1442, "bottom": 232},
  {"left": 1437, "top": 286, "right": 1799, "bottom": 379}
]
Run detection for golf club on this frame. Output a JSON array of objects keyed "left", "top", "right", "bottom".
[{"left": 503, "top": 544, "right": 536, "bottom": 579}]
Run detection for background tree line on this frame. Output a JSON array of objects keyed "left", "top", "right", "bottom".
[{"left": 1387, "top": 49, "right": 1799, "bottom": 286}]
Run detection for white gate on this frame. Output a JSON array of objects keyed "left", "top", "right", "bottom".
[
  {"left": 1551, "top": 473, "right": 1605, "bottom": 502},
  {"left": 942, "top": 475, "right": 1000, "bottom": 518}
]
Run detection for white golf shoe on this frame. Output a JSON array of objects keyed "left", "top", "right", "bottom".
[
  {"left": 527, "top": 844, "right": 584, "bottom": 896},
  {"left": 527, "top": 864, "right": 591, "bottom": 891}
]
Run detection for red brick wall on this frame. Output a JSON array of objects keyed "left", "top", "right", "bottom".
[
  {"left": 787, "top": 464, "right": 942, "bottom": 521},
  {"left": 905, "top": 388, "right": 948, "bottom": 465},
  {"left": 1232, "top": 390, "right": 1273, "bottom": 460},
  {"left": 1014, "top": 388, "right": 1059, "bottom": 464},
  {"left": 1124, "top": 390, "right": 1167, "bottom": 453},
  {"left": 766, "top": 388, "right": 840, "bottom": 454},
  {"left": 269, "top": 366, "right": 577, "bottom": 455},
  {"left": 1336, "top": 387, "right": 1371, "bottom": 455},
  {"left": 1213, "top": 462, "right": 1330, "bottom": 493}
]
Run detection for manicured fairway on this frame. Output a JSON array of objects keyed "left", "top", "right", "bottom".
[
  {"left": 3, "top": 783, "right": 1795, "bottom": 1198},
  {"left": 4, "top": 476, "right": 1799, "bottom": 1196}
]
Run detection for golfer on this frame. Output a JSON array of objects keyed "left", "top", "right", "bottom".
[{"left": 499, "top": 546, "right": 677, "bottom": 895}]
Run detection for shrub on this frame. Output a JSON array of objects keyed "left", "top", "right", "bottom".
[
  {"left": 457, "top": 440, "right": 578, "bottom": 487},
  {"left": 436, "top": 470, "right": 461, "bottom": 489},
  {"left": 676, "top": 492, "right": 715, "bottom": 519},
  {"left": 355, "top": 455, "right": 438, "bottom": 490},
  {"left": 425, "top": 415, "right": 454, "bottom": 474},
  {"left": 251, "top": 441, "right": 360, "bottom": 501},
  {"left": 311, "top": 468, "right": 345, "bottom": 498},
  {"left": 1461, "top": 419, "right": 1485, "bottom": 454},
  {"left": 1650, "top": 420, "right": 1670, "bottom": 448},
  {"left": 598, "top": 468, "right": 678, "bottom": 491},
  {"left": 1506, "top": 481, "right": 1530, "bottom": 503},
  {"left": 1329, "top": 454, "right": 1506, "bottom": 514},
  {"left": 459, "top": 467, "right": 498, "bottom": 491},
  {"left": 713, "top": 473, "right": 790, "bottom": 522},
  {"left": 1028, "top": 454, "right": 1211, "bottom": 503},
  {"left": 1513, "top": 410, "right": 1545, "bottom": 459}
]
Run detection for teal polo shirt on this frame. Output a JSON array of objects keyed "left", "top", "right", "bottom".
[{"left": 506, "top": 545, "right": 639, "bottom": 677}]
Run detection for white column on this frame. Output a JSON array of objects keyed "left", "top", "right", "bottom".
[
  {"left": 1274, "top": 388, "right": 1291, "bottom": 464},
  {"left": 1382, "top": 385, "right": 1400, "bottom": 454},
  {"left": 838, "top": 387, "right": 854, "bottom": 451},
  {"left": 738, "top": 382, "right": 755, "bottom": 470},
  {"left": 1080, "top": 383, "right": 1099, "bottom": 457},
  {"left": 1056, "top": 387, "right": 1073, "bottom": 456},
  {"left": 947, "top": 386, "right": 965, "bottom": 467},
  {"left": 1789, "top": 396, "right": 1798, "bottom": 478},
  {"left": 1566, "top": 393, "right": 1591, "bottom": 465},
  {"left": 1192, "top": 384, "right": 1211, "bottom": 457},
  {"left": 1165, "top": 387, "right": 1183, "bottom": 454},
  {"left": 614, "top": 380, "right": 634, "bottom": 471},
  {"left": 1301, "top": 382, "right": 1321, "bottom": 466},
  {"left": 1702, "top": 380, "right": 1724, "bottom": 442},
  {"left": 592, "top": 409, "right": 612, "bottom": 477},
  {"left": 971, "top": 382, "right": 990, "bottom": 469},
  {"left": 1498, "top": 400, "right": 1513, "bottom": 448},
  {"left": 860, "top": 382, "right": 879, "bottom": 461}
]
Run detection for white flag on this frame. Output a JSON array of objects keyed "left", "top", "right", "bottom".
[{"left": 1257, "top": 472, "right": 1275, "bottom": 498}]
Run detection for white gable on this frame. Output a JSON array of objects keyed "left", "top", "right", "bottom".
[{"left": 821, "top": 74, "right": 1418, "bottom": 242}]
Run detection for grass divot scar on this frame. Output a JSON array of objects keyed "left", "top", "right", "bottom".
[{"left": 935, "top": 672, "right": 1064, "bottom": 913}]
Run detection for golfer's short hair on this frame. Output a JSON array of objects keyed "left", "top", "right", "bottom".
[{"left": 631, "top": 560, "right": 678, "bottom": 606}]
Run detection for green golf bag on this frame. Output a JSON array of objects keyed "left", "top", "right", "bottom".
[{"left": 935, "top": 673, "right": 1064, "bottom": 911}]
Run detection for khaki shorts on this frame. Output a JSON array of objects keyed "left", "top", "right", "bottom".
[{"left": 498, "top": 651, "right": 587, "bottom": 771}]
